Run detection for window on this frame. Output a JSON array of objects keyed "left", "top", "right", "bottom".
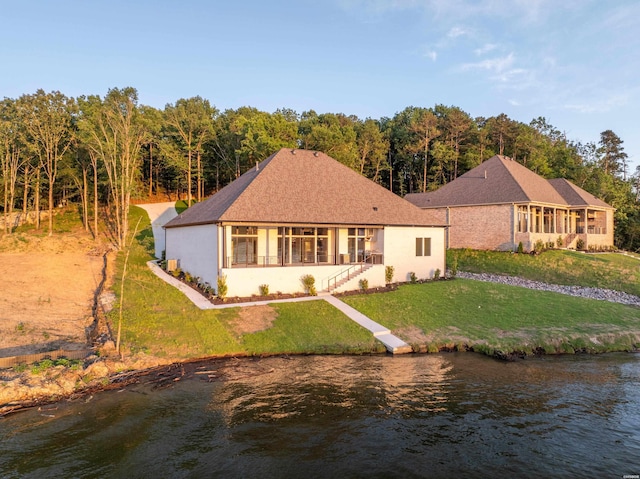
[
  {"left": 416, "top": 238, "right": 431, "bottom": 256},
  {"left": 348, "top": 228, "right": 367, "bottom": 263},
  {"left": 231, "top": 226, "right": 258, "bottom": 265},
  {"left": 278, "top": 227, "right": 332, "bottom": 264},
  {"left": 517, "top": 206, "right": 528, "bottom": 233}
]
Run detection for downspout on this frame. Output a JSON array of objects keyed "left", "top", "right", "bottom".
[
  {"left": 512, "top": 203, "right": 516, "bottom": 249},
  {"left": 446, "top": 207, "right": 450, "bottom": 249}
]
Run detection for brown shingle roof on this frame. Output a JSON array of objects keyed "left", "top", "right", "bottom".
[
  {"left": 405, "top": 155, "right": 612, "bottom": 209},
  {"left": 165, "top": 148, "right": 443, "bottom": 228},
  {"left": 547, "top": 178, "right": 612, "bottom": 208}
]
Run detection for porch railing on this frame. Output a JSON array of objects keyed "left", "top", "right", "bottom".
[{"left": 322, "top": 253, "right": 382, "bottom": 292}]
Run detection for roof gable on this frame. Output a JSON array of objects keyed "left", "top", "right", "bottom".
[
  {"left": 165, "top": 148, "right": 440, "bottom": 228},
  {"left": 548, "top": 178, "right": 612, "bottom": 208}
]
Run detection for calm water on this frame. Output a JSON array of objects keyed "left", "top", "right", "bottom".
[{"left": 1, "top": 353, "right": 639, "bottom": 478}]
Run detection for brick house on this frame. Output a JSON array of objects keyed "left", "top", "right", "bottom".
[
  {"left": 163, "top": 148, "right": 446, "bottom": 297},
  {"left": 405, "top": 155, "right": 614, "bottom": 252}
]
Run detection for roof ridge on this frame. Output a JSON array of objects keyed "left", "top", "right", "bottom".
[{"left": 494, "top": 156, "right": 532, "bottom": 202}]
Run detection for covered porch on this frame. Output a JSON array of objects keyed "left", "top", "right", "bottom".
[{"left": 223, "top": 224, "right": 384, "bottom": 269}]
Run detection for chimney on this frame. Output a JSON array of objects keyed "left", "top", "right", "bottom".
[
  {"left": 256, "top": 161, "right": 259, "bottom": 171},
  {"left": 484, "top": 170, "right": 487, "bottom": 179}
]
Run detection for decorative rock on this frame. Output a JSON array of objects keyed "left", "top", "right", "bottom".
[{"left": 457, "top": 271, "right": 640, "bottom": 307}]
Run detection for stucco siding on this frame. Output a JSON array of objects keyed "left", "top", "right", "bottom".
[
  {"left": 165, "top": 224, "right": 219, "bottom": 287},
  {"left": 383, "top": 226, "right": 446, "bottom": 282},
  {"left": 223, "top": 264, "right": 353, "bottom": 297}
]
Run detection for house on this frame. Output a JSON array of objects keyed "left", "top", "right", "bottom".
[
  {"left": 163, "top": 148, "right": 446, "bottom": 297},
  {"left": 405, "top": 155, "right": 614, "bottom": 252}
]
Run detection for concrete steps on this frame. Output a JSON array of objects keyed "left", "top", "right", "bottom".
[{"left": 323, "top": 295, "right": 411, "bottom": 354}]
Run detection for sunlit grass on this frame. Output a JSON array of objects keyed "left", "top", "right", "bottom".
[
  {"left": 450, "top": 248, "right": 640, "bottom": 297},
  {"left": 342, "top": 280, "right": 640, "bottom": 355}
]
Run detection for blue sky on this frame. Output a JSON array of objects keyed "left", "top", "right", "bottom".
[{"left": 2, "top": 0, "right": 638, "bottom": 172}]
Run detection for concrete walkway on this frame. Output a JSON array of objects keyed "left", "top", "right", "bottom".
[{"left": 137, "top": 202, "right": 179, "bottom": 259}]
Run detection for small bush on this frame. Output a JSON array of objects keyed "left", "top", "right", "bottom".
[
  {"left": 385, "top": 265, "right": 394, "bottom": 284},
  {"left": 433, "top": 268, "right": 441, "bottom": 280},
  {"left": 359, "top": 278, "right": 368, "bottom": 292},
  {"left": 517, "top": 241, "right": 524, "bottom": 254},
  {"left": 301, "top": 274, "right": 317, "bottom": 296},
  {"left": 172, "top": 268, "right": 182, "bottom": 278},
  {"left": 556, "top": 236, "right": 563, "bottom": 248},
  {"left": 449, "top": 254, "right": 458, "bottom": 278},
  {"left": 217, "top": 274, "right": 228, "bottom": 300},
  {"left": 534, "top": 239, "right": 545, "bottom": 254},
  {"left": 259, "top": 284, "right": 269, "bottom": 296},
  {"left": 409, "top": 272, "right": 417, "bottom": 284},
  {"left": 576, "top": 238, "right": 585, "bottom": 250}
]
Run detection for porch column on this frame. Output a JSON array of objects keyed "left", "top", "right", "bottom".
[{"left": 527, "top": 205, "right": 531, "bottom": 233}]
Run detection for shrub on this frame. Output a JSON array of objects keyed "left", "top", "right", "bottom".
[
  {"left": 301, "top": 274, "right": 317, "bottom": 296},
  {"left": 259, "top": 284, "right": 269, "bottom": 296},
  {"left": 203, "top": 282, "right": 216, "bottom": 297},
  {"left": 517, "top": 241, "right": 524, "bottom": 254},
  {"left": 576, "top": 238, "right": 585, "bottom": 250},
  {"left": 556, "top": 236, "right": 563, "bottom": 248},
  {"left": 385, "top": 265, "right": 394, "bottom": 284},
  {"left": 409, "top": 272, "right": 417, "bottom": 284},
  {"left": 217, "top": 274, "right": 228, "bottom": 300},
  {"left": 546, "top": 241, "right": 555, "bottom": 250},
  {"left": 449, "top": 254, "right": 458, "bottom": 278},
  {"left": 433, "top": 268, "right": 441, "bottom": 280},
  {"left": 359, "top": 278, "right": 368, "bottom": 292},
  {"left": 172, "top": 268, "right": 182, "bottom": 278},
  {"left": 534, "top": 239, "right": 545, "bottom": 254}
]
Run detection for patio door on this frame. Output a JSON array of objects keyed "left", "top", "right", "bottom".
[{"left": 303, "top": 237, "right": 315, "bottom": 263}]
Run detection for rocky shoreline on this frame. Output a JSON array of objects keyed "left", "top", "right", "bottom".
[{"left": 456, "top": 271, "right": 640, "bottom": 307}]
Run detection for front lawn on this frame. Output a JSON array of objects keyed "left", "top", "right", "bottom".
[
  {"left": 342, "top": 280, "right": 640, "bottom": 355},
  {"left": 451, "top": 249, "right": 640, "bottom": 297}
]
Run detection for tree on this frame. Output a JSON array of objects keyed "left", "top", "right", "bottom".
[
  {"left": 408, "top": 109, "right": 438, "bottom": 191},
  {"left": 78, "top": 87, "right": 147, "bottom": 249},
  {"left": 598, "top": 129, "right": 628, "bottom": 178},
  {"left": 0, "top": 98, "right": 24, "bottom": 234},
  {"left": 299, "top": 111, "right": 358, "bottom": 169},
  {"left": 163, "top": 97, "right": 216, "bottom": 204},
  {"left": 355, "top": 118, "right": 389, "bottom": 183},
  {"left": 17, "top": 90, "right": 76, "bottom": 235}
]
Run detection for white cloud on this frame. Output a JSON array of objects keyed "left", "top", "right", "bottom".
[
  {"left": 447, "top": 26, "right": 469, "bottom": 38},
  {"left": 508, "top": 99, "right": 521, "bottom": 106},
  {"left": 424, "top": 49, "right": 438, "bottom": 61},
  {"left": 461, "top": 53, "right": 514, "bottom": 74},
  {"left": 474, "top": 43, "right": 498, "bottom": 55},
  {"left": 563, "top": 93, "right": 629, "bottom": 114}
]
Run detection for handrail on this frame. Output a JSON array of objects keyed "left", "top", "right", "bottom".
[{"left": 323, "top": 254, "right": 380, "bottom": 292}]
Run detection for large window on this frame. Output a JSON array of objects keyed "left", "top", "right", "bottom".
[
  {"left": 415, "top": 238, "right": 431, "bottom": 256},
  {"left": 517, "top": 206, "right": 528, "bottom": 233},
  {"left": 278, "top": 227, "right": 331, "bottom": 264},
  {"left": 348, "top": 228, "right": 366, "bottom": 263},
  {"left": 231, "top": 226, "right": 257, "bottom": 265}
]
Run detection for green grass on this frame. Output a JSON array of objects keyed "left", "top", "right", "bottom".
[
  {"left": 342, "top": 280, "right": 640, "bottom": 355},
  {"left": 113, "top": 207, "right": 640, "bottom": 359},
  {"left": 450, "top": 248, "right": 640, "bottom": 297},
  {"left": 112, "top": 206, "right": 382, "bottom": 359},
  {"left": 230, "top": 301, "right": 383, "bottom": 355}
]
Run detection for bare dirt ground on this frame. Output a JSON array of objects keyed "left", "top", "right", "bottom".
[{"left": 0, "top": 233, "right": 107, "bottom": 357}]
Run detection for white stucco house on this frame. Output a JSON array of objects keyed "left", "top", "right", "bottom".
[{"left": 163, "top": 148, "right": 446, "bottom": 297}]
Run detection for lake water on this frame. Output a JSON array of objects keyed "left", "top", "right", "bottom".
[{"left": 1, "top": 353, "right": 639, "bottom": 478}]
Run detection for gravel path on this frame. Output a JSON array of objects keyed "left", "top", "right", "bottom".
[{"left": 456, "top": 271, "right": 640, "bottom": 307}]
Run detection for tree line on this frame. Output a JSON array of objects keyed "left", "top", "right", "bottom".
[{"left": 1, "top": 87, "right": 639, "bottom": 251}]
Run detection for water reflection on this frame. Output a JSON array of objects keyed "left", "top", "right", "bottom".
[{"left": 1, "top": 354, "right": 639, "bottom": 478}]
